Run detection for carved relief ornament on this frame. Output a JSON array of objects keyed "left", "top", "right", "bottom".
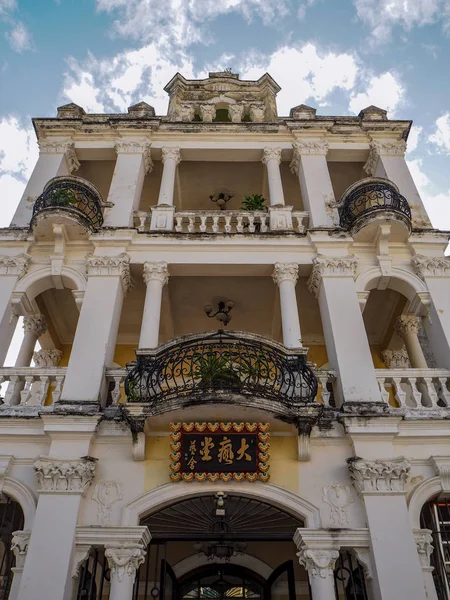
[
  {"left": 363, "top": 139, "right": 406, "bottom": 176},
  {"left": 115, "top": 140, "right": 153, "bottom": 173},
  {"left": 413, "top": 254, "right": 450, "bottom": 278},
  {"left": 33, "top": 349, "right": 62, "bottom": 367},
  {"left": 307, "top": 255, "right": 358, "bottom": 298},
  {"left": 297, "top": 547, "right": 339, "bottom": 579},
  {"left": 161, "top": 147, "right": 181, "bottom": 165},
  {"left": 39, "top": 140, "right": 80, "bottom": 173},
  {"left": 92, "top": 480, "right": 123, "bottom": 526},
  {"left": 293, "top": 139, "right": 329, "bottom": 156},
  {"left": 347, "top": 457, "right": 410, "bottom": 493},
  {"left": 143, "top": 261, "right": 169, "bottom": 286},
  {"left": 11, "top": 531, "right": 31, "bottom": 569},
  {"left": 272, "top": 262, "right": 299, "bottom": 286},
  {"left": 105, "top": 543, "right": 146, "bottom": 582},
  {"left": 228, "top": 104, "right": 244, "bottom": 122},
  {"left": 395, "top": 314, "right": 421, "bottom": 337},
  {"left": 34, "top": 456, "right": 97, "bottom": 494},
  {"left": 262, "top": 147, "right": 282, "bottom": 165},
  {"left": 86, "top": 253, "right": 133, "bottom": 294},
  {"left": 23, "top": 314, "right": 47, "bottom": 338},
  {"left": 322, "top": 484, "right": 354, "bottom": 525},
  {"left": 381, "top": 348, "right": 411, "bottom": 369},
  {"left": 413, "top": 529, "right": 434, "bottom": 568},
  {"left": 0, "top": 254, "right": 30, "bottom": 278}
]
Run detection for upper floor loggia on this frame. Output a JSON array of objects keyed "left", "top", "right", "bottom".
[{"left": 8, "top": 71, "right": 433, "bottom": 243}]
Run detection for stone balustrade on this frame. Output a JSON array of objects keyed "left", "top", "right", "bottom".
[
  {"left": 376, "top": 368, "right": 450, "bottom": 409},
  {"left": 0, "top": 367, "right": 66, "bottom": 408}
]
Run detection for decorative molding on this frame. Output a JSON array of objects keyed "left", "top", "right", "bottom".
[
  {"left": 11, "top": 530, "right": 31, "bottom": 569},
  {"left": 178, "top": 104, "right": 195, "bottom": 122},
  {"left": 228, "top": 104, "right": 244, "bottom": 123},
  {"left": 38, "top": 140, "right": 80, "bottom": 173},
  {"left": 262, "top": 147, "right": 282, "bottom": 165},
  {"left": 272, "top": 262, "right": 299, "bottom": 286},
  {"left": 297, "top": 547, "right": 339, "bottom": 579},
  {"left": 34, "top": 456, "right": 97, "bottom": 494},
  {"left": 352, "top": 548, "right": 373, "bottom": 580},
  {"left": 143, "top": 261, "right": 169, "bottom": 286},
  {"left": 413, "top": 529, "right": 434, "bottom": 569},
  {"left": 65, "top": 143, "right": 81, "bottom": 173},
  {"left": 0, "top": 254, "right": 30, "bottom": 278},
  {"left": 382, "top": 348, "right": 411, "bottom": 369},
  {"left": 199, "top": 104, "right": 216, "bottom": 122},
  {"left": 322, "top": 484, "right": 354, "bottom": 525},
  {"left": 161, "top": 147, "right": 181, "bottom": 165},
  {"left": 347, "top": 457, "right": 410, "bottom": 494},
  {"left": 307, "top": 255, "right": 358, "bottom": 298},
  {"left": 23, "top": 314, "right": 47, "bottom": 338},
  {"left": 293, "top": 139, "right": 329, "bottom": 156},
  {"left": 86, "top": 253, "right": 132, "bottom": 294},
  {"left": 431, "top": 456, "right": 450, "bottom": 492},
  {"left": 105, "top": 543, "right": 146, "bottom": 582},
  {"left": 395, "top": 314, "right": 421, "bottom": 337},
  {"left": 33, "top": 349, "right": 62, "bottom": 367},
  {"left": 115, "top": 140, "right": 153, "bottom": 173},
  {"left": 363, "top": 139, "right": 406, "bottom": 176},
  {"left": 72, "top": 544, "right": 91, "bottom": 578},
  {"left": 413, "top": 254, "right": 450, "bottom": 278},
  {"left": 92, "top": 480, "right": 123, "bottom": 526}
]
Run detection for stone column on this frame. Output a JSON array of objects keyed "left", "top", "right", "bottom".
[
  {"left": 272, "top": 263, "right": 302, "bottom": 349},
  {"left": 413, "top": 256, "right": 450, "bottom": 369},
  {"left": 10, "top": 139, "right": 78, "bottom": 227},
  {"left": 364, "top": 139, "right": 431, "bottom": 228},
  {"left": 395, "top": 315, "right": 427, "bottom": 369},
  {"left": 150, "top": 147, "right": 181, "bottom": 232},
  {"left": 290, "top": 139, "right": 337, "bottom": 228},
  {"left": 262, "top": 147, "right": 293, "bottom": 231},
  {"left": 414, "top": 529, "right": 438, "bottom": 600},
  {"left": 297, "top": 545, "right": 339, "bottom": 600},
  {"left": 60, "top": 254, "right": 131, "bottom": 405},
  {"left": 9, "top": 531, "right": 30, "bottom": 600},
  {"left": 348, "top": 457, "right": 426, "bottom": 600},
  {"left": 139, "top": 262, "right": 169, "bottom": 348},
  {"left": 0, "top": 254, "right": 29, "bottom": 366},
  {"left": 104, "top": 139, "right": 152, "bottom": 228},
  {"left": 18, "top": 456, "right": 97, "bottom": 600},
  {"left": 308, "top": 256, "right": 381, "bottom": 405},
  {"left": 105, "top": 542, "right": 147, "bottom": 600}
]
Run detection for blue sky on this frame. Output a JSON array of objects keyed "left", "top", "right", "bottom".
[{"left": 1, "top": 0, "right": 450, "bottom": 229}]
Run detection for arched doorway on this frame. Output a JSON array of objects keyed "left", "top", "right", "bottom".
[
  {"left": 420, "top": 495, "right": 450, "bottom": 599},
  {"left": 0, "top": 494, "right": 24, "bottom": 599}
]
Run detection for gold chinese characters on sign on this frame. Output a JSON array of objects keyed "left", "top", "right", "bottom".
[{"left": 169, "top": 422, "right": 270, "bottom": 482}]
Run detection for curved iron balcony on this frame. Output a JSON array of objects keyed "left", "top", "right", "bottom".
[
  {"left": 338, "top": 177, "right": 411, "bottom": 232},
  {"left": 31, "top": 176, "right": 104, "bottom": 230},
  {"left": 125, "top": 330, "right": 318, "bottom": 408}
]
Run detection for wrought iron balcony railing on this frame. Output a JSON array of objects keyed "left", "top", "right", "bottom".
[
  {"left": 31, "top": 176, "right": 104, "bottom": 230},
  {"left": 338, "top": 177, "right": 411, "bottom": 232},
  {"left": 125, "top": 330, "right": 318, "bottom": 409}
]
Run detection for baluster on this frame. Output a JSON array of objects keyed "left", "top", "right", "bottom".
[
  {"left": 260, "top": 214, "right": 268, "bottom": 233},
  {"left": 175, "top": 215, "right": 183, "bottom": 232},
  {"left": 236, "top": 215, "right": 244, "bottom": 233},
  {"left": 212, "top": 215, "right": 220, "bottom": 233},
  {"left": 188, "top": 216, "right": 195, "bottom": 233},
  {"left": 248, "top": 214, "right": 255, "bottom": 233},
  {"left": 224, "top": 215, "right": 232, "bottom": 233},
  {"left": 111, "top": 376, "right": 123, "bottom": 405},
  {"left": 408, "top": 377, "right": 422, "bottom": 407},
  {"left": 136, "top": 212, "right": 147, "bottom": 232},
  {"left": 20, "top": 376, "right": 34, "bottom": 405},
  {"left": 199, "top": 214, "right": 208, "bottom": 233},
  {"left": 296, "top": 215, "right": 306, "bottom": 233},
  {"left": 52, "top": 375, "right": 65, "bottom": 404},
  {"left": 35, "top": 376, "right": 50, "bottom": 406},
  {"left": 318, "top": 374, "right": 331, "bottom": 407},
  {"left": 392, "top": 377, "right": 406, "bottom": 407},
  {"left": 423, "top": 377, "right": 439, "bottom": 407},
  {"left": 377, "top": 378, "right": 389, "bottom": 404},
  {"left": 4, "top": 376, "right": 20, "bottom": 406},
  {"left": 438, "top": 377, "right": 450, "bottom": 406}
]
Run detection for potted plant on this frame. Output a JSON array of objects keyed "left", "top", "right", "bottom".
[
  {"left": 241, "top": 194, "right": 267, "bottom": 212},
  {"left": 191, "top": 353, "right": 240, "bottom": 390},
  {"left": 49, "top": 187, "right": 79, "bottom": 207}
]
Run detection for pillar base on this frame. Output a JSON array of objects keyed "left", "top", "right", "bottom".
[
  {"left": 269, "top": 205, "right": 293, "bottom": 231},
  {"left": 150, "top": 205, "right": 175, "bottom": 231}
]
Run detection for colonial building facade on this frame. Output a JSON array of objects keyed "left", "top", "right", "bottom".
[{"left": 0, "top": 71, "right": 449, "bottom": 600}]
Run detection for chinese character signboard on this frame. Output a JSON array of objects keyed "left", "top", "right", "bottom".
[{"left": 170, "top": 422, "right": 270, "bottom": 482}]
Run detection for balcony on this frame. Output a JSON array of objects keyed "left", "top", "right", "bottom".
[
  {"left": 31, "top": 175, "right": 104, "bottom": 236},
  {"left": 338, "top": 177, "right": 411, "bottom": 240}
]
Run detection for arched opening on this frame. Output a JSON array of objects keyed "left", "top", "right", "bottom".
[
  {"left": 0, "top": 494, "right": 24, "bottom": 599},
  {"left": 420, "top": 495, "right": 450, "bottom": 599}
]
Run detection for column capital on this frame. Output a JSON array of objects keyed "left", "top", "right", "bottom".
[
  {"left": 86, "top": 253, "right": 133, "bottom": 294},
  {"left": 272, "top": 262, "right": 299, "bottom": 286},
  {"left": 363, "top": 138, "right": 406, "bottom": 176},
  {"left": 262, "top": 146, "right": 282, "bottom": 165},
  {"left": 395, "top": 314, "right": 421, "bottom": 337},
  {"left": 297, "top": 547, "right": 339, "bottom": 579},
  {"left": 23, "top": 314, "right": 47, "bottom": 338},
  {"left": 413, "top": 254, "right": 450, "bottom": 278},
  {"left": 11, "top": 530, "right": 31, "bottom": 569},
  {"left": 38, "top": 139, "right": 80, "bottom": 173},
  {"left": 347, "top": 456, "right": 410, "bottom": 494},
  {"left": 307, "top": 255, "right": 357, "bottom": 298},
  {"left": 381, "top": 348, "right": 410, "bottom": 368},
  {"left": 34, "top": 456, "right": 97, "bottom": 494},
  {"left": 114, "top": 139, "right": 153, "bottom": 173},
  {"left": 162, "top": 146, "right": 181, "bottom": 165},
  {"left": 143, "top": 261, "right": 169, "bottom": 286},
  {"left": 413, "top": 529, "right": 434, "bottom": 569},
  {"left": 33, "top": 349, "right": 62, "bottom": 367},
  {"left": 431, "top": 456, "right": 450, "bottom": 492},
  {"left": 199, "top": 104, "right": 216, "bottom": 122},
  {"left": 0, "top": 253, "right": 30, "bottom": 278},
  {"left": 105, "top": 543, "right": 146, "bottom": 582},
  {"left": 293, "top": 138, "right": 329, "bottom": 156}
]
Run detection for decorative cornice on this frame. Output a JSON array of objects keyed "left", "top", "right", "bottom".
[
  {"left": 395, "top": 314, "right": 421, "bottom": 337},
  {"left": 34, "top": 456, "right": 97, "bottom": 494},
  {"left": 347, "top": 457, "right": 410, "bottom": 494},
  {"left": 431, "top": 456, "right": 450, "bottom": 492},
  {"left": 23, "top": 314, "right": 47, "bottom": 338},
  {"left": 262, "top": 147, "right": 282, "bottom": 165},
  {"left": 11, "top": 530, "right": 31, "bottom": 569},
  {"left": 161, "top": 147, "right": 181, "bottom": 165},
  {"left": 297, "top": 547, "right": 339, "bottom": 579},
  {"left": 115, "top": 140, "right": 153, "bottom": 173},
  {"left": 363, "top": 139, "right": 406, "bottom": 176},
  {"left": 307, "top": 255, "right": 358, "bottom": 298},
  {"left": 143, "top": 261, "right": 169, "bottom": 286},
  {"left": 0, "top": 254, "right": 30, "bottom": 278},
  {"left": 86, "top": 253, "right": 132, "bottom": 294},
  {"left": 413, "top": 254, "right": 450, "bottom": 278},
  {"left": 33, "top": 349, "right": 63, "bottom": 367},
  {"left": 413, "top": 529, "right": 434, "bottom": 569},
  {"left": 381, "top": 348, "right": 411, "bottom": 369},
  {"left": 105, "top": 543, "right": 146, "bottom": 582},
  {"left": 272, "top": 262, "right": 299, "bottom": 286}
]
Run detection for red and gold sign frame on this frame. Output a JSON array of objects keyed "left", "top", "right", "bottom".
[{"left": 170, "top": 422, "right": 270, "bottom": 482}]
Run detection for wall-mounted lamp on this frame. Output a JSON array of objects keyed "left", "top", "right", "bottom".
[
  {"left": 209, "top": 189, "right": 234, "bottom": 210},
  {"left": 204, "top": 300, "right": 234, "bottom": 326}
]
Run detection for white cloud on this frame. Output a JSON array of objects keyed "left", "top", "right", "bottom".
[
  {"left": 0, "top": 0, "right": 16, "bottom": 14},
  {"left": 407, "top": 158, "right": 450, "bottom": 230},
  {"left": 429, "top": 113, "right": 450, "bottom": 153},
  {"left": 406, "top": 125, "right": 422, "bottom": 153},
  {"left": 353, "top": 0, "right": 450, "bottom": 44},
  {"left": 6, "top": 20, "right": 32, "bottom": 52},
  {"left": 348, "top": 72, "right": 404, "bottom": 116}
]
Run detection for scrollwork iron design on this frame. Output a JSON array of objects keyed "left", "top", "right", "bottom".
[
  {"left": 125, "top": 330, "right": 318, "bottom": 408},
  {"left": 31, "top": 175, "right": 104, "bottom": 230}
]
